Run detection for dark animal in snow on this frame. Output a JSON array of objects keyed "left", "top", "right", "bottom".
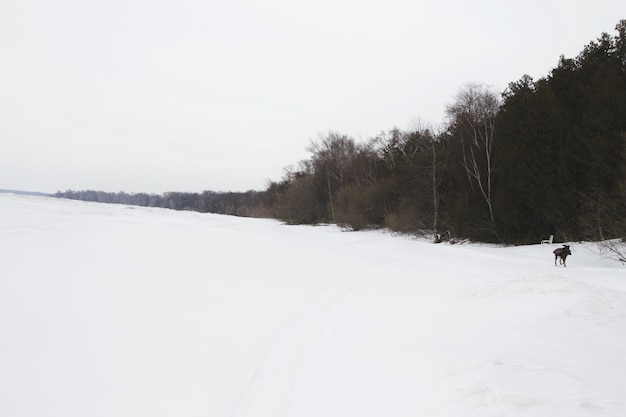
[{"left": 553, "top": 245, "right": 571, "bottom": 267}]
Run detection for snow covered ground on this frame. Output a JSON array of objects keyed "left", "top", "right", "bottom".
[{"left": 1, "top": 193, "right": 625, "bottom": 417}]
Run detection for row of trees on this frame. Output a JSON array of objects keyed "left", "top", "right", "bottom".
[
  {"left": 53, "top": 189, "right": 272, "bottom": 218},
  {"left": 55, "top": 21, "right": 626, "bottom": 254},
  {"left": 495, "top": 25, "right": 626, "bottom": 245},
  {"left": 268, "top": 20, "right": 626, "bottom": 246}
]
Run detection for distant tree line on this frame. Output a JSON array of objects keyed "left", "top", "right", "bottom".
[
  {"left": 53, "top": 189, "right": 274, "bottom": 218},
  {"left": 54, "top": 21, "right": 626, "bottom": 249}
]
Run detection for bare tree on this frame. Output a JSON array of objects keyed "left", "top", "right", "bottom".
[
  {"left": 308, "top": 132, "right": 358, "bottom": 223},
  {"left": 408, "top": 120, "right": 447, "bottom": 240},
  {"left": 446, "top": 83, "right": 500, "bottom": 232},
  {"left": 374, "top": 128, "right": 404, "bottom": 173},
  {"left": 430, "top": 132, "right": 443, "bottom": 239}
]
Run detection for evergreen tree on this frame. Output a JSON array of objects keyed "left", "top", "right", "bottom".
[{"left": 494, "top": 20, "right": 626, "bottom": 243}]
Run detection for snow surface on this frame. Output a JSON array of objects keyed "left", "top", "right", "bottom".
[{"left": 1, "top": 193, "right": 625, "bottom": 417}]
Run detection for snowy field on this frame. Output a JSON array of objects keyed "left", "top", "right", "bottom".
[{"left": 1, "top": 193, "right": 625, "bottom": 417}]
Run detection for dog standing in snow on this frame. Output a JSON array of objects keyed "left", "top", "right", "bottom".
[{"left": 553, "top": 245, "right": 572, "bottom": 267}]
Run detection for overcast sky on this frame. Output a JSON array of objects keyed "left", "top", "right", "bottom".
[{"left": 1, "top": 1, "right": 624, "bottom": 194}]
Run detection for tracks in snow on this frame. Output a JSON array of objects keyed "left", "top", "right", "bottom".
[{"left": 229, "top": 268, "right": 360, "bottom": 417}]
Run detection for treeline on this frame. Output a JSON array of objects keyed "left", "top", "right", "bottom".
[
  {"left": 54, "top": 21, "right": 626, "bottom": 245},
  {"left": 53, "top": 189, "right": 274, "bottom": 218},
  {"left": 268, "top": 21, "right": 626, "bottom": 244}
]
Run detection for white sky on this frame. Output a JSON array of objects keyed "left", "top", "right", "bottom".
[{"left": 1, "top": 0, "right": 624, "bottom": 194}]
